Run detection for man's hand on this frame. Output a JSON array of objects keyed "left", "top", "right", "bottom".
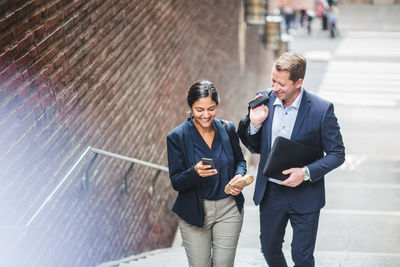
[
  {"left": 249, "top": 94, "right": 269, "bottom": 128},
  {"left": 281, "top": 167, "right": 304, "bottom": 187}
]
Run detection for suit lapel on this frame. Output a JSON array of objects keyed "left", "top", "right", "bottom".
[
  {"left": 182, "top": 119, "right": 196, "bottom": 166},
  {"left": 183, "top": 119, "right": 233, "bottom": 169},
  {"left": 265, "top": 94, "right": 276, "bottom": 151},
  {"left": 291, "top": 91, "right": 311, "bottom": 139},
  {"left": 214, "top": 119, "right": 232, "bottom": 157}
]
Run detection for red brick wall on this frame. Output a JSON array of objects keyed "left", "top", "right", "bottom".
[{"left": 0, "top": 0, "right": 271, "bottom": 266}]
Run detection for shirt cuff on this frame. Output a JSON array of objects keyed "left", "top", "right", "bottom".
[
  {"left": 302, "top": 166, "right": 311, "bottom": 181},
  {"left": 249, "top": 124, "right": 261, "bottom": 135}
]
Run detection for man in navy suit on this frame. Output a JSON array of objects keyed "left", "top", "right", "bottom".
[{"left": 245, "top": 52, "right": 345, "bottom": 267}]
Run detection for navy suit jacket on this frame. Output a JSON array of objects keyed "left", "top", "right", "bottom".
[
  {"left": 247, "top": 90, "right": 345, "bottom": 213},
  {"left": 167, "top": 118, "right": 246, "bottom": 227}
]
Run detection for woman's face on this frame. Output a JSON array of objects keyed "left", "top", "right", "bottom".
[{"left": 191, "top": 96, "right": 217, "bottom": 129}]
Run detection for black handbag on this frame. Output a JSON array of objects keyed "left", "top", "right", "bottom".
[{"left": 236, "top": 89, "right": 272, "bottom": 154}]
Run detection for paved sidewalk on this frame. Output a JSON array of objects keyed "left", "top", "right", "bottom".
[{"left": 98, "top": 3, "right": 400, "bottom": 267}]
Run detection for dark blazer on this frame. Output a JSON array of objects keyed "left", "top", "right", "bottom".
[
  {"left": 247, "top": 89, "right": 345, "bottom": 213},
  {"left": 167, "top": 118, "right": 246, "bottom": 227}
]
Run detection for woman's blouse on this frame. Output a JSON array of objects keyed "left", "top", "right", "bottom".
[{"left": 190, "top": 120, "right": 230, "bottom": 200}]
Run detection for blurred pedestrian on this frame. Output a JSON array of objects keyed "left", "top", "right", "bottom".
[
  {"left": 306, "top": 9, "right": 315, "bottom": 35},
  {"left": 327, "top": 4, "right": 339, "bottom": 38},
  {"left": 299, "top": 8, "right": 306, "bottom": 29},
  {"left": 283, "top": 6, "right": 296, "bottom": 34},
  {"left": 167, "top": 80, "right": 247, "bottom": 267},
  {"left": 317, "top": 0, "right": 329, "bottom": 30},
  {"left": 243, "top": 52, "right": 345, "bottom": 267}
]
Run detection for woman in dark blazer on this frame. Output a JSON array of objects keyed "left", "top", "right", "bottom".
[{"left": 166, "top": 80, "right": 247, "bottom": 267}]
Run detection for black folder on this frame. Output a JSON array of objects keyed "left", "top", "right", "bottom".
[{"left": 263, "top": 136, "right": 322, "bottom": 180}]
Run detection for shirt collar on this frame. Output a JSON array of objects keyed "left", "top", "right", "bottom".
[{"left": 273, "top": 88, "right": 304, "bottom": 109}]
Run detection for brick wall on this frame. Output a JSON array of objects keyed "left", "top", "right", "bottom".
[{"left": 0, "top": 0, "right": 271, "bottom": 266}]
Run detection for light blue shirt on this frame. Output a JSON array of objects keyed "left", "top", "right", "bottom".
[{"left": 250, "top": 88, "right": 305, "bottom": 184}]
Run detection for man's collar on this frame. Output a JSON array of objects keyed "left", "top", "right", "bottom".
[{"left": 273, "top": 88, "right": 304, "bottom": 109}]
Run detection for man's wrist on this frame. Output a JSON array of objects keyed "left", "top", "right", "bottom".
[
  {"left": 250, "top": 121, "right": 262, "bottom": 128},
  {"left": 249, "top": 123, "right": 261, "bottom": 135},
  {"left": 302, "top": 166, "right": 311, "bottom": 181}
]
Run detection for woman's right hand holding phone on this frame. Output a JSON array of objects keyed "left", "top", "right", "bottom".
[{"left": 194, "top": 161, "right": 218, "bottom": 177}]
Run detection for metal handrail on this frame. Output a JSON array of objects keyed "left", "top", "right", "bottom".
[
  {"left": 25, "top": 147, "right": 91, "bottom": 227},
  {"left": 23, "top": 146, "right": 168, "bottom": 228},
  {"left": 89, "top": 147, "right": 169, "bottom": 172}
]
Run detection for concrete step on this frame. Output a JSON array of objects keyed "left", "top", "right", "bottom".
[
  {"left": 97, "top": 176, "right": 400, "bottom": 267},
  {"left": 97, "top": 247, "right": 400, "bottom": 267}
]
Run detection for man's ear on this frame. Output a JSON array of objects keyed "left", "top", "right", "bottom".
[{"left": 295, "top": 78, "right": 303, "bottom": 89}]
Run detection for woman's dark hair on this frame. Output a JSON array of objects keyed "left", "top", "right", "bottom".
[{"left": 187, "top": 80, "right": 220, "bottom": 107}]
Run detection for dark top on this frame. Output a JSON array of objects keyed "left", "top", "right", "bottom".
[
  {"left": 167, "top": 118, "right": 247, "bottom": 227},
  {"left": 190, "top": 120, "right": 229, "bottom": 200}
]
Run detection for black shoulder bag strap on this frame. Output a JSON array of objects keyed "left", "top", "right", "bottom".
[{"left": 221, "top": 120, "right": 238, "bottom": 157}]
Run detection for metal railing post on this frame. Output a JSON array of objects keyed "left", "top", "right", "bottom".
[
  {"left": 121, "top": 163, "right": 134, "bottom": 195},
  {"left": 82, "top": 152, "right": 99, "bottom": 191}
]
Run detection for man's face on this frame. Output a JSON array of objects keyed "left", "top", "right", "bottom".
[{"left": 271, "top": 68, "right": 302, "bottom": 105}]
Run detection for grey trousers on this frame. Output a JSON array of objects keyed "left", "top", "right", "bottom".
[{"left": 179, "top": 196, "right": 244, "bottom": 267}]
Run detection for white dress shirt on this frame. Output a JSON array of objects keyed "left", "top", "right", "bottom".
[{"left": 250, "top": 88, "right": 306, "bottom": 184}]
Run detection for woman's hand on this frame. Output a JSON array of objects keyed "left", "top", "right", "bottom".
[
  {"left": 249, "top": 94, "right": 269, "bottom": 128},
  {"left": 194, "top": 161, "right": 218, "bottom": 177},
  {"left": 228, "top": 174, "right": 243, "bottom": 195}
]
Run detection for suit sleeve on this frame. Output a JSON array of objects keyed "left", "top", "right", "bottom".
[
  {"left": 166, "top": 132, "right": 203, "bottom": 192},
  {"left": 308, "top": 103, "right": 345, "bottom": 181},
  {"left": 245, "top": 124, "right": 262, "bottom": 154},
  {"left": 241, "top": 89, "right": 269, "bottom": 154},
  {"left": 229, "top": 122, "right": 247, "bottom": 176}
]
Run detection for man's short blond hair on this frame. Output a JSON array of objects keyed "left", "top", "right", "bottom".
[{"left": 274, "top": 52, "right": 306, "bottom": 82}]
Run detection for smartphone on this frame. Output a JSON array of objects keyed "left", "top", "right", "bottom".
[
  {"left": 248, "top": 93, "right": 270, "bottom": 109},
  {"left": 202, "top": 158, "right": 216, "bottom": 169}
]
